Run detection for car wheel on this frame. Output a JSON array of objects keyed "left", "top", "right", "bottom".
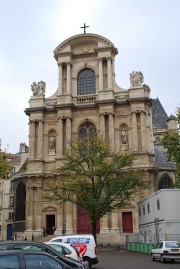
[
  {"left": 83, "top": 257, "right": 92, "bottom": 269},
  {"left": 161, "top": 255, "right": 165, "bottom": 263},
  {"left": 171, "top": 259, "right": 174, "bottom": 263},
  {"left": 151, "top": 254, "right": 155, "bottom": 261}
]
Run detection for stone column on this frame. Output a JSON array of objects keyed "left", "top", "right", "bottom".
[
  {"left": 66, "top": 202, "right": 73, "bottom": 234},
  {"left": 112, "top": 58, "right": 115, "bottom": 79},
  {"left": 58, "top": 62, "right": 62, "bottom": 95},
  {"left": 101, "top": 214, "right": 109, "bottom": 233},
  {"left": 35, "top": 187, "right": 42, "bottom": 231},
  {"left": 111, "top": 210, "right": 119, "bottom": 230},
  {"left": 56, "top": 206, "right": 63, "bottom": 233},
  {"left": 99, "top": 113, "right": 105, "bottom": 139},
  {"left": 37, "top": 120, "right": 44, "bottom": 159},
  {"left": 29, "top": 120, "right": 35, "bottom": 159},
  {"left": 107, "top": 57, "right": 112, "bottom": 89},
  {"left": 108, "top": 113, "right": 114, "bottom": 151},
  {"left": 131, "top": 112, "right": 138, "bottom": 151},
  {"left": 140, "top": 111, "right": 147, "bottom": 152},
  {"left": 66, "top": 62, "right": 71, "bottom": 94},
  {"left": 26, "top": 187, "right": 34, "bottom": 230},
  {"left": 66, "top": 117, "right": 72, "bottom": 152},
  {"left": 57, "top": 117, "right": 63, "bottom": 157},
  {"left": 98, "top": 58, "right": 103, "bottom": 90}
]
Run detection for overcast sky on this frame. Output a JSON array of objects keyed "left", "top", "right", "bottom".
[{"left": 0, "top": 0, "right": 179, "bottom": 153}]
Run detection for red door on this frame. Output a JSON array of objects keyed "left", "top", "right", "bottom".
[
  {"left": 122, "top": 212, "right": 133, "bottom": 233},
  {"left": 77, "top": 206, "right": 100, "bottom": 234}
]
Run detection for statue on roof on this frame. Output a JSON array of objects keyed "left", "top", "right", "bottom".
[
  {"left": 130, "top": 71, "right": 144, "bottom": 87},
  {"left": 31, "top": 81, "right": 46, "bottom": 97}
]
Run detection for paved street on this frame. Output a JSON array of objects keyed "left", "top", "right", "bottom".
[{"left": 94, "top": 249, "right": 180, "bottom": 269}]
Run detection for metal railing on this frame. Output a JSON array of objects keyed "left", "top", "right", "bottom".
[{"left": 126, "top": 234, "right": 180, "bottom": 244}]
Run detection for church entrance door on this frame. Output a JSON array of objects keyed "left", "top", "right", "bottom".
[
  {"left": 77, "top": 206, "right": 100, "bottom": 234},
  {"left": 46, "top": 215, "right": 55, "bottom": 235},
  {"left": 122, "top": 212, "right": 133, "bottom": 233}
]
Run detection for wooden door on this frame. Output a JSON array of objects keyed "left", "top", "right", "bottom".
[
  {"left": 77, "top": 206, "right": 100, "bottom": 234},
  {"left": 122, "top": 212, "right": 133, "bottom": 233}
]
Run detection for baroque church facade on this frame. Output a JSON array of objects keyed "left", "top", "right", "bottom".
[{"left": 13, "top": 32, "right": 177, "bottom": 243}]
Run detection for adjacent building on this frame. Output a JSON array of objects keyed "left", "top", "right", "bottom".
[
  {"left": 0, "top": 143, "right": 28, "bottom": 240},
  {"left": 138, "top": 189, "right": 180, "bottom": 243}
]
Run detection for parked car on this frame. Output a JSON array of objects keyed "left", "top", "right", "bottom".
[
  {"left": 0, "top": 249, "right": 72, "bottom": 269},
  {"left": 151, "top": 240, "right": 180, "bottom": 263},
  {"left": 44, "top": 242, "right": 83, "bottom": 262},
  {"left": 0, "top": 241, "right": 86, "bottom": 269},
  {"left": 48, "top": 234, "right": 98, "bottom": 268}
]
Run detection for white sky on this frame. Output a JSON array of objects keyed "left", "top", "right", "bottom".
[{"left": 0, "top": 0, "right": 179, "bottom": 153}]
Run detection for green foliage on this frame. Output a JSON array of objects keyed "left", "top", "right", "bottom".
[
  {"left": 45, "top": 137, "right": 146, "bottom": 223},
  {"left": 0, "top": 151, "right": 12, "bottom": 179}
]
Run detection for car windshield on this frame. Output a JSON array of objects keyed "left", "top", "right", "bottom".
[{"left": 165, "top": 242, "right": 180, "bottom": 248}]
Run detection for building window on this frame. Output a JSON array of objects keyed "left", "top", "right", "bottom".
[
  {"left": 9, "top": 212, "right": 14, "bottom": 220},
  {"left": 147, "top": 203, "right": 150, "bottom": 213},
  {"left": 157, "top": 199, "right": 160, "bottom": 210},
  {"left": 158, "top": 173, "right": 172, "bottom": 190},
  {"left": 77, "top": 68, "right": 96, "bottom": 96},
  {"left": 10, "top": 181, "right": 14, "bottom": 192},
  {"left": 143, "top": 205, "right": 145, "bottom": 215},
  {"left": 138, "top": 208, "right": 141, "bottom": 216},
  {"left": 79, "top": 122, "right": 96, "bottom": 140},
  {"left": 9, "top": 196, "right": 14, "bottom": 208},
  {"left": 11, "top": 167, "right": 16, "bottom": 174}
]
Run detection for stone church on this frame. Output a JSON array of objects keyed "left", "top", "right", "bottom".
[{"left": 13, "top": 31, "right": 177, "bottom": 243}]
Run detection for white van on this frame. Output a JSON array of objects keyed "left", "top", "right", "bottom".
[{"left": 48, "top": 234, "right": 98, "bottom": 268}]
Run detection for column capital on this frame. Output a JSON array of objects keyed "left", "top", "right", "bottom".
[
  {"left": 140, "top": 110, "right": 146, "bottom": 115},
  {"left": 107, "top": 56, "right": 112, "bottom": 61},
  {"left": 66, "top": 61, "right": 72, "bottom": 66},
  {"left": 66, "top": 116, "right": 72, "bottom": 121},
  {"left": 58, "top": 62, "right": 63, "bottom": 67},
  {"left": 60, "top": 116, "right": 72, "bottom": 121}
]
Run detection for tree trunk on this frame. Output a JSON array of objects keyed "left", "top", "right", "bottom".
[{"left": 91, "top": 220, "right": 97, "bottom": 245}]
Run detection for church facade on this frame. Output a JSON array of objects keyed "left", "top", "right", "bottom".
[{"left": 13, "top": 32, "right": 176, "bottom": 243}]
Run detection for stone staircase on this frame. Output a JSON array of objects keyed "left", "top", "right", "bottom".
[{"left": 35, "top": 234, "right": 55, "bottom": 242}]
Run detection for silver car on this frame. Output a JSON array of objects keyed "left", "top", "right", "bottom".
[{"left": 151, "top": 241, "right": 180, "bottom": 263}]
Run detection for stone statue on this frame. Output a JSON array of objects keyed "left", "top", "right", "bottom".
[
  {"left": 49, "top": 136, "right": 56, "bottom": 150},
  {"left": 121, "top": 130, "right": 127, "bottom": 144},
  {"left": 31, "top": 81, "right": 46, "bottom": 97},
  {"left": 143, "top": 83, "right": 151, "bottom": 92},
  {"left": 130, "top": 71, "right": 144, "bottom": 87}
]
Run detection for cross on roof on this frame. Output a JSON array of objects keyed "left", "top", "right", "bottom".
[{"left": 81, "top": 23, "right": 89, "bottom": 34}]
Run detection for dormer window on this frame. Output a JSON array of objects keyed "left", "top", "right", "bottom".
[{"left": 77, "top": 68, "right": 96, "bottom": 95}]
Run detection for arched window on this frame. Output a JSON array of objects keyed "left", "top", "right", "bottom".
[
  {"left": 158, "top": 173, "right": 172, "bottom": 190},
  {"left": 78, "top": 122, "right": 96, "bottom": 139},
  {"left": 77, "top": 68, "right": 96, "bottom": 96}
]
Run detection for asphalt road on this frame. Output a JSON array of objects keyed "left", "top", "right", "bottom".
[{"left": 94, "top": 249, "right": 180, "bottom": 269}]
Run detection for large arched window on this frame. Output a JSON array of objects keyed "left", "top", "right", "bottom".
[
  {"left": 77, "top": 68, "right": 96, "bottom": 96},
  {"left": 78, "top": 122, "right": 96, "bottom": 139},
  {"left": 158, "top": 173, "right": 172, "bottom": 190}
]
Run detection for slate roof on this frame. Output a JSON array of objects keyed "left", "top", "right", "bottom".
[{"left": 152, "top": 98, "right": 168, "bottom": 128}]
